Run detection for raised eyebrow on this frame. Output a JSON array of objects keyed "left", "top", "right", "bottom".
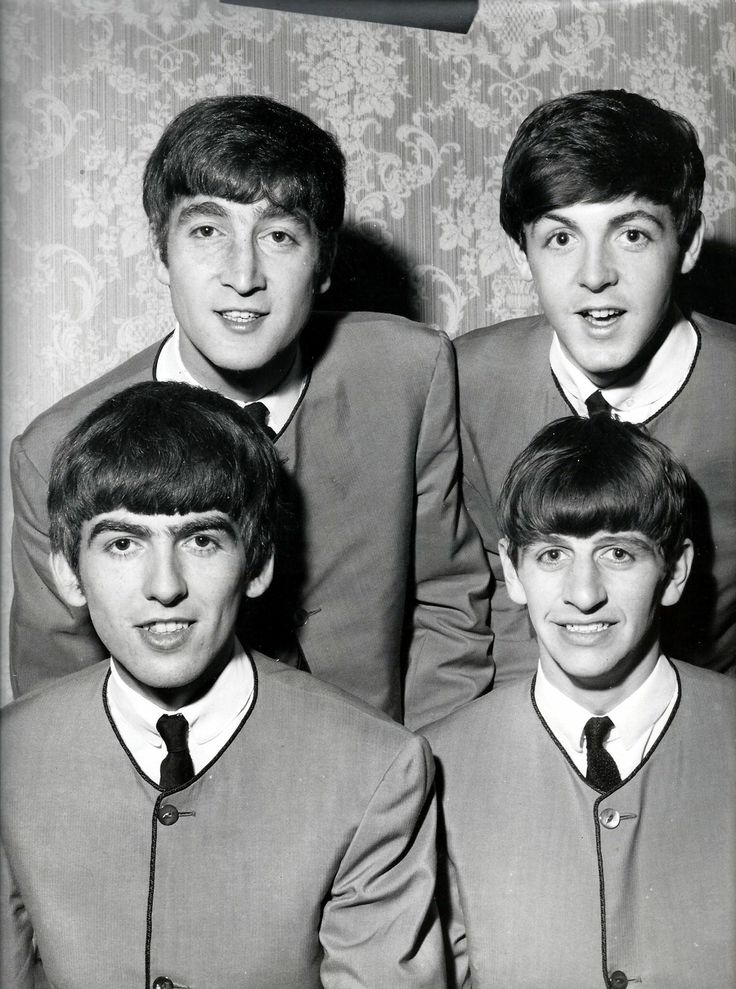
[
  {"left": 175, "top": 200, "right": 231, "bottom": 226},
  {"left": 531, "top": 212, "right": 579, "bottom": 232}
]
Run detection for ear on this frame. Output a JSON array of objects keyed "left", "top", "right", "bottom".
[
  {"left": 149, "top": 226, "right": 170, "bottom": 287},
  {"left": 679, "top": 212, "right": 705, "bottom": 275},
  {"left": 499, "top": 538, "right": 529, "bottom": 606},
  {"left": 50, "top": 552, "right": 87, "bottom": 608},
  {"left": 244, "top": 553, "right": 275, "bottom": 600},
  {"left": 660, "top": 539, "right": 694, "bottom": 607},
  {"left": 506, "top": 233, "right": 534, "bottom": 282}
]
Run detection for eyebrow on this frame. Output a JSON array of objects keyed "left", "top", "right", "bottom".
[
  {"left": 175, "top": 199, "right": 308, "bottom": 230},
  {"left": 86, "top": 513, "right": 237, "bottom": 547},
  {"left": 532, "top": 208, "right": 666, "bottom": 233}
]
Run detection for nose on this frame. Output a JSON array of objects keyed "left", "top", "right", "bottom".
[
  {"left": 577, "top": 241, "right": 618, "bottom": 292},
  {"left": 143, "top": 545, "right": 187, "bottom": 605},
  {"left": 563, "top": 556, "right": 608, "bottom": 613},
  {"left": 219, "top": 239, "right": 266, "bottom": 295}
]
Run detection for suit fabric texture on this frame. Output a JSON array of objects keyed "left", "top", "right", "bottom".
[
  {"left": 423, "top": 660, "right": 736, "bottom": 989},
  {"left": 1, "top": 653, "right": 445, "bottom": 988},
  {"left": 456, "top": 311, "right": 736, "bottom": 682},
  {"left": 10, "top": 311, "right": 492, "bottom": 727}
]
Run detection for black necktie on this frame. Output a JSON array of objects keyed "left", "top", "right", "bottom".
[
  {"left": 585, "top": 390, "right": 613, "bottom": 417},
  {"left": 245, "top": 401, "right": 276, "bottom": 440},
  {"left": 584, "top": 716, "right": 621, "bottom": 791},
  {"left": 157, "top": 713, "right": 195, "bottom": 789}
]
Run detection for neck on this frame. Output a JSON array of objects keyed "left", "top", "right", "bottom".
[
  {"left": 113, "top": 641, "right": 235, "bottom": 712},
  {"left": 585, "top": 304, "right": 678, "bottom": 390}
]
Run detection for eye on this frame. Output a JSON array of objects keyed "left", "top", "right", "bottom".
[
  {"left": 536, "top": 547, "right": 568, "bottom": 566},
  {"left": 601, "top": 546, "right": 634, "bottom": 564},
  {"left": 545, "top": 230, "right": 574, "bottom": 249},
  {"left": 262, "top": 228, "right": 296, "bottom": 247},
  {"left": 192, "top": 225, "right": 219, "bottom": 239},
  {"left": 183, "top": 533, "right": 221, "bottom": 555},
  {"left": 619, "top": 228, "right": 651, "bottom": 247},
  {"left": 105, "top": 537, "right": 138, "bottom": 557}
]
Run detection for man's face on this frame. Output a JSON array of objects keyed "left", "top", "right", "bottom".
[
  {"left": 153, "top": 196, "right": 331, "bottom": 400},
  {"left": 500, "top": 531, "right": 692, "bottom": 707},
  {"left": 56, "top": 510, "right": 271, "bottom": 709},
  {"left": 510, "top": 196, "right": 703, "bottom": 387}
]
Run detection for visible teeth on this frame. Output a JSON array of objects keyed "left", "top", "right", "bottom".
[
  {"left": 147, "top": 621, "right": 189, "bottom": 633},
  {"left": 565, "top": 622, "right": 610, "bottom": 633},
  {"left": 585, "top": 309, "right": 619, "bottom": 319},
  {"left": 221, "top": 310, "right": 260, "bottom": 322}
]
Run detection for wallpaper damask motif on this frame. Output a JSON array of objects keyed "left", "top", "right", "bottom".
[{"left": 1, "top": 0, "right": 735, "bottom": 700}]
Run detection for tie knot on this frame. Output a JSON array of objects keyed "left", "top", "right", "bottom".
[
  {"left": 584, "top": 715, "right": 614, "bottom": 750},
  {"left": 157, "top": 713, "right": 190, "bottom": 754},
  {"left": 585, "top": 390, "right": 613, "bottom": 417},
  {"left": 245, "top": 401, "right": 276, "bottom": 439}
]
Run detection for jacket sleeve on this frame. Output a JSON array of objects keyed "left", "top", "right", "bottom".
[
  {"left": 319, "top": 732, "right": 446, "bottom": 988},
  {"left": 1, "top": 840, "right": 35, "bottom": 989},
  {"left": 458, "top": 416, "right": 539, "bottom": 684},
  {"left": 403, "top": 333, "right": 493, "bottom": 730},
  {"left": 9, "top": 435, "right": 106, "bottom": 696}
]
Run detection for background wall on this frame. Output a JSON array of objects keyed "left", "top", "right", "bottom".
[{"left": 2, "top": 0, "right": 735, "bottom": 703}]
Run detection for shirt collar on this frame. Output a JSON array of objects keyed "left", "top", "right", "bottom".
[
  {"left": 549, "top": 311, "right": 697, "bottom": 423},
  {"left": 107, "top": 638, "right": 255, "bottom": 750},
  {"left": 534, "top": 654, "right": 678, "bottom": 754},
  {"left": 155, "top": 325, "right": 306, "bottom": 433}
]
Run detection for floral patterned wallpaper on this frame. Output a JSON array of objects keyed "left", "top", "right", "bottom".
[{"left": 1, "top": 0, "right": 735, "bottom": 700}]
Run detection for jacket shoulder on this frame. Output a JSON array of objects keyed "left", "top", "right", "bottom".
[{"left": 13, "top": 340, "right": 164, "bottom": 476}]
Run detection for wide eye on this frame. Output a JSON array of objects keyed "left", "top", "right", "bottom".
[
  {"left": 545, "top": 230, "right": 574, "bottom": 249},
  {"left": 192, "top": 225, "right": 218, "bottom": 239},
  {"left": 620, "top": 228, "right": 651, "bottom": 247}
]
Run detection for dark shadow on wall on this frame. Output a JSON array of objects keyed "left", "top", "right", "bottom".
[
  {"left": 678, "top": 239, "right": 736, "bottom": 325},
  {"left": 320, "top": 224, "right": 421, "bottom": 321}
]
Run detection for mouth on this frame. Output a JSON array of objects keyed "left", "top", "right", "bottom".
[
  {"left": 217, "top": 310, "right": 266, "bottom": 326},
  {"left": 561, "top": 622, "right": 613, "bottom": 634},
  {"left": 137, "top": 620, "right": 194, "bottom": 650},
  {"left": 577, "top": 308, "right": 625, "bottom": 327}
]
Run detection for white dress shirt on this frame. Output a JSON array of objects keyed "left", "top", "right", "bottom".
[
  {"left": 550, "top": 312, "right": 698, "bottom": 423},
  {"left": 155, "top": 325, "right": 307, "bottom": 433},
  {"left": 533, "top": 655, "right": 679, "bottom": 780},
  {"left": 106, "top": 639, "right": 256, "bottom": 782}
]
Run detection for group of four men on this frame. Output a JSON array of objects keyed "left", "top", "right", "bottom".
[{"left": 2, "top": 88, "right": 735, "bottom": 987}]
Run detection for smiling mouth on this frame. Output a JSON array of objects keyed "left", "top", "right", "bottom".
[
  {"left": 562, "top": 622, "right": 613, "bottom": 634},
  {"left": 578, "top": 309, "right": 625, "bottom": 326},
  {"left": 218, "top": 310, "right": 265, "bottom": 324}
]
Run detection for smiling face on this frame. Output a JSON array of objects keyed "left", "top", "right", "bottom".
[
  {"left": 152, "top": 195, "right": 331, "bottom": 402},
  {"left": 52, "top": 510, "right": 273, "bottom": 709},
  {"left": 510, "top": 196, "right": 704, "bottom": 387},
  {"left": 500, "top": 531, "right": 692, "bottom": 708}
]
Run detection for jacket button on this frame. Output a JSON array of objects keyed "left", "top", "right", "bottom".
[
  {"left": 599, "top": 807, "right": 620, "bottom": 829},
  {"left": 609, "top": 971, "right": 629, "bottom": 988},
  {"left": 152, "top": 978, "right": 174, "bottom": 989},
  {"left": 158, "top": 804, "right": 180, "bottom": 826}
]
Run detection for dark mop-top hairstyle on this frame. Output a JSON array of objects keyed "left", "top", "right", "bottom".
[
  {"left": 500, "top": 89, "right": 705, "bottom": 249},
  {"left": 497, "top": 415, "right": 690, "bottom": 569},
  {"left": 48, "top": 381, "right": 282, "bottom": 580},
  {"left": 143, "top": 94, "right": 346, "bottom": 282}
]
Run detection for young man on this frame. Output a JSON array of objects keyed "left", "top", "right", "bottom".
[
  {"left": 10, "top": 94, "right": 492, "bottom": 727},
  {"left": 457, "top": 89, "right": 736, "bottom": 683},
  {"left": 1, "top": 382, "right": 445, "bottom": 988},
  {"left": 424, "top": 415, "right": 736, "bottom": 988}
]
